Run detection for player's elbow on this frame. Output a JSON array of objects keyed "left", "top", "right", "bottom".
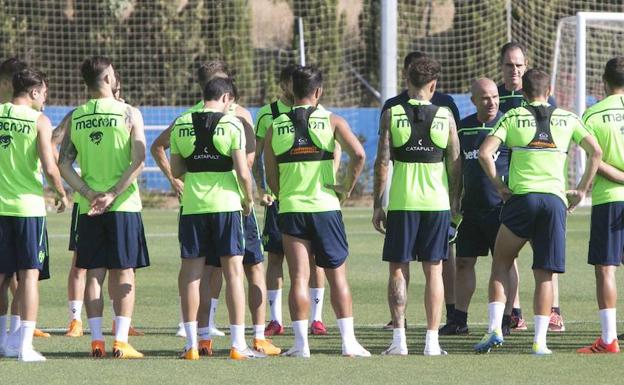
[
  {"left": 591, "top": 146, "right": 603, "bottom": 162},
  {"left": 353, "top": 148, "right": 366, "bottom": 164}
]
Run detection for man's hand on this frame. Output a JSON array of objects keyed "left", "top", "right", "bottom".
[
  {"left": 493, "top": 177, "right": 512, "bottom": 202},
  {"left": 170, "top": 177, "right": 184, "bottom": 197},
  {"left": 566, "top": 189, "right": 586, "bottom": 213},
  {"left": 259, "top": 193, "right": 274, "bottom": 207},
  {"left": 372, "top": 207, "right": 387, "bottom": 234},
  {"left": 55, "top": 195, "right": 69, "bottom": 213},
  {"left": 242, "top": 199, "right": 254, "bottom": 216},
  {"left": 325, "top": 184, "right": 350, "bottom": 203},
  {"left": 88, "top": 192, "right": 117, "bottom": 216}
]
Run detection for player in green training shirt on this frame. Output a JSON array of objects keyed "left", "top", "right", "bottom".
[
  {"left": 264, "top": 65, "right": 370, "bottom": 357},
  {"left": 578, "top": 58, "right": 624, "bottom": 354},
  {"left": 476, "top": 69, "right": 602, "bottom": 355},
  {"left": 373, "top": 56, "right": 461, "bottom": 355},
  {"left": 0, "top": 68, "right": 68, "bottom": 361},
  {"left": 58, "top": 56, "right": 149, "bottom": 359}
]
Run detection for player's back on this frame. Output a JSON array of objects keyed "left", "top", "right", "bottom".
[
  {"left": 0, "top": 103, "right": 45, "bottom": 216},
  {"left": 583, "top": 94, "right": 624, "bottom": 205}
]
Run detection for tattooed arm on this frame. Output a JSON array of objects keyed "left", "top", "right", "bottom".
[
  {"left": 58, "top": 114, "right": 98, "bottom": 202},
  {"left": 372, "top": 109, "right": 391, "bottom": 234},
  {"left": 38, "top": 114, "right": 69, "bottom": 212}
]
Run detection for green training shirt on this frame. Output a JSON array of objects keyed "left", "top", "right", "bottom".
[
  {"left": 583, "top": 94, "right": 624, "bottom": 205},
  {"left": 491, "top": 101, "right": 590, "bottom": 204},
  {"left": 71, "top": 98, "right": 142, "bottom": 214},
  {"left": 170, "top": 108, "right": 245, "bottom": 214},
  {"left": 271, "top": 105, "right": 339, "bottom": 213},
  {"left": 0, "top": 103, "right": 46, "bottom": 217},
  {"left": 255, "top": 99, "right": 290, "bottom": 139},
  {"left": 387, "top": 99, "right": 451, "bottom": 211}
]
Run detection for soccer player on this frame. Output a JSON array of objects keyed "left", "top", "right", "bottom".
[
  {"left": 0, "top": 68, "right": 69, "bottom": 361},
  {"left": 58, "top": 56, "right": 150, "bottom": 359},
  {"left": 264, "top": 65, "right": 370, "bottom": 357},
  {"left": 497, "top": 42, "right": 562, "bottom": 333},
  {"left": 577, "top": 57, "right": 624, "bottom": 354},
  {"left": 380, "top": 51, "right": 461, "bottom": 329},
  {"left": 475, "top": 69, "right": 601, "bottom": 355},
  {"left": 439, "top": 78, "right": 513, "bottom": 335},
  {"left": 170, "top": 76, "right": 264, "bottom": 360},
  {"left": 254, "top": 63, "right": 332, "bottom": 336},
  {"left": 373, "top": 56, "right": 460, "bottom": 355}
]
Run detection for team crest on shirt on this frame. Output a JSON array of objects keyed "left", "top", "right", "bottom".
[
  {"left": 89, "top": 131, "right": 103, "bottom": 145},
  {"left": 0, "top": 134, "right": 12, "bottom": 149}
]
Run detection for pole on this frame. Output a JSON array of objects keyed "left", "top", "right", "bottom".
[
  {"left": 380, "top": 0, "right": 397, "bottom": 208},
  {"left": 298, "top": 17, "right": 306, "bottom": 66}
]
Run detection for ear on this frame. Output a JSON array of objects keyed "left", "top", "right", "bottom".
[
  {"left": 546, "top": 85, "right": 552, "bottom": 97},
  {"left": 429, "top": 79, "right": 437, "bottom": 94},
  {"left": 315, "top": 87, "right": 323, "bottom": 100}
]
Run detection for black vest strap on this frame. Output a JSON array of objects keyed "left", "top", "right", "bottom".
[
  {"left": 392, "top": 103, "right": 444, "bottom": 163},
  {"left": 276, "top": 107, "right": 334, "bottom": 164},
  {"left": 524, "top": 104, "right": 557, "bottom": 149},
  {"left": 184, "top": 111, "right": 233, "bottom": 173},
  {"left": 270, "top": 101, "right": 281, "bottom": 120}
]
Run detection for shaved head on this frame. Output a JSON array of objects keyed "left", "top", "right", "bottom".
[{"left": 470, "top": 78, "right": 499, "bottom": 122}]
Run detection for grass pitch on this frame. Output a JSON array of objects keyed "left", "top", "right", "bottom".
[{"left": 2, "top": 207, "right": 624, "bottom": 384}]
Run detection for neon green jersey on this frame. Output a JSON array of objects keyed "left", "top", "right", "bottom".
[
  {"left": 387, "top": 99, "right": 450, "bottom": 211},
  {"left": 583, "top": 94, "right": 624, "bottom": 205},
  {"left": 0, "top": 103, "right": 46, "bottom": 216},
  {"left": 71, "top": 98, "right": 142, "bottom": 214},
  {"left": 491, "top": 101, "right": 590, "bottom": 204},
  {"left": 271, "top": 105, "right": 339, "bottom": 213},
  {"left": 170, "top": 108, "right": 245, "bottom": 214},
  {"left": 255, "top": 99, "right": 290, "bottom": 139}
]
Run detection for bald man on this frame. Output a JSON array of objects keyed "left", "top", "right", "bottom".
[{"left": 440, "top": 79, "right": 512, "bottom": 335}]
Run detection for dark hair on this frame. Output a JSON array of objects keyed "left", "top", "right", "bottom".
[
  {"left": 0, "top": 58, "right": 28, "bottom": 81},
  {"left": 203, "top": 77, "right": 235, "bottom": 101},
  {"left": 279, "top": 63, "right": 300, "bottom": 85},
  {"left": 603, "top": 57, "right": 624, "bottom": 89},
  {"left": 403, "top": 51, "right": 427, "bottom": 70},
  {"left": 80, "top": 56, "right": 113, "bottom": 89},
  {"left": 12, "top": 68, "right": 48, "bottom": 97},
  {"left": 499, "top": 42, "right": 527, "bottom": 64},
  {"left": 522, "top": 69, "right": 550, "bottom": 99},
  {"left": 197, "top": 61, "right": 230, "bottom": 88},
  {"left": 291, "top": 65, "right": 323, "bottom": 99},
  {"left": 407, "top": 56, "right": 441, "bottom": 88}
]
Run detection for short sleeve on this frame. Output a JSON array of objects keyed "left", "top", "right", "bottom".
[
  {"left": 169, "top": 126, "right": 180, "bottom": 154},
  {"left": 230, "top": 118, "right": 245, "bottom": 152},
  {"left": 254, "top": 110, "right": 272, "bottom": 139},
  {"left": 490, "top": 113, "right": 511, "bottom": 143},
  {"left": 572, "top": 117, "right": 591, "bottom": 144}
]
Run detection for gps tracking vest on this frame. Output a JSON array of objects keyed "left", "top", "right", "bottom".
[
  {"left": 276, "top": 107, "right": 334, "bottom": 164},
  {"left": 522, "top": 104, "right": 559, "bottom": 151},
  {"left": 184, "top": 111, "right": 232, "bottom": 172},
  {"left": 392, "top": 103, "right": 444, "bottom": 163}
]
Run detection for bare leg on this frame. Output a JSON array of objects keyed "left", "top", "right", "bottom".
[
  {"left": 67, "top": 251, "right": 86, "bottom": 302},
  {"left": 489, "top": 225, "right": 526, "bottom": 306},
  {"left": 220, "top": 256, "right": 245, "bottom": 326},
  {"left": 178, "top": 258, "right": 205, "bottom": 322},
  {"left": 323, "top": 263, "right": 352, "bottom": 319},
  {"left": 423, "top": 261, "right": 444, "bottom": 331},
  {"left": 552, "top": 273, "right": 560, "bottom": 308},
  {"left": 265, "top": 252, "right": 284, "bottom": 291},
  {"left": 455, "top": 257, "right": 477, "bottom": 313},
  {"left": 17, "top": 270, "right": 39, "bottom": 322},
  {"left": 388, "top": 262, "right": 409, "bottom": 329},
  {"left": 442, "top": 246, "right": 456, "bottom": 320},
  {"left": 283, "top": 235, "right": 312, "bottom": 321},
  {"left": 9, "top": 276, "right": 18, "bottom": 316},
  {"left": 109, "top": 269, "right": 135, "bottom": 318},
  {"left": 84, "top": 268, "right": 107, "bottom": 319},
  {"left": 244, "top": 263, "right": 266, "bottom": 326}
]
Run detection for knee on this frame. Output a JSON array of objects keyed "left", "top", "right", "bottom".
[{"left": 456, "top": 258, "right": 475, "bottom": 271}]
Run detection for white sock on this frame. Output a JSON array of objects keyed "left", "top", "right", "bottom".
[
  {"left": 0, "top": 315, "right": 7, "bottom": 346},
  {"left": 208, "top": 298, "right": 219, "bottom": 329},
  {"left": 68, "top": 300, "right": 83, "bottom": 322},
  {"left": 114, "top": 316, "right": 131, "bottom": 343},
  {"left": 599, "top": 308, "right": 617, "bottom": 344},
  {"left": 184, "top": 321, "right": 198, "bottom": 349},
  {"left": 253, "top": 324, "right": 265, "bottom": 340},
  {"left": 424, "top": 329, "right": 440, "bottom": 353},
  {"left": 392, "top": 327, "right": 406, "bottom": 346},
  {"left": 533, "top": 315, "right": 550, "bottom": 346},
  {"left": 19, "top": 320, "right": 36, "bottom": 351},
  {"left": 292, "top": 320, "right": 309, "bottom": 350},
  {"left": 268, "top": 289, "right": 282, "bottom": 324},
  {"left": 487, "top": 302, "right": 505, "bottom": 333},
  {"left": 337, "top": 317, "right": 356, "bottom": 346},
  {"left": 88, "top": 317, "right": 103, "bottom": 341},
  {"left": 310, "top": 288, "right": 325, "bottom": 322},
  {"left": 9, "top": 315, "right": 20, "bottom": 334},
  {"left": 230, "top": 324, "right": 246, "bottom": 351},
  {"left": 198, "top": 326, "right": 211, "bottom": 341}
]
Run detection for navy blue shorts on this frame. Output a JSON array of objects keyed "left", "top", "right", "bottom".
[
  {"left": 383, "top": 210, "right": 450, "bottom": 263},
  {"left": 0, "top": 216, "right": 49, "bottom": 276},
  {"left": 501, "top": 193, "right": 566, "bottom": 273},
  {"left": 588, "top": 202, "right": 624, "bottom": 266},
  {"left": 456, "top": 209, "right": 501, "bottom": 258},
  {"left": 75, "top": 212, "right": 150, "bottom": 270},
  {"left": 68, "top": 203, "right": 79, "bottom": 251},
  {"left": 262, "top": 201, "right": 283, "bottom": 254},
  {"left": 244, "top": 210, "right": 264, "bottom": 265},
  {"left": 179, "top": 211, "right": 245, "bottom": 267},
  {"left": 278, "top": 211, "right": 348, "bottom": 269}
]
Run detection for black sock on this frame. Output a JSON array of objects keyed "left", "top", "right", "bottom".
[
  {"left": 551, "top": 307, "right": 560, "bottom": 315},
  {"left": 502, "top": 314, "right": 512, "bottom": 328},
  {"left": 511, "top": 307, "right": 522, "bottom": 318},
  {"left": 446, "top": 304, "right": 455, "bottom": 322},
  {"left": 454, "top": 310, "right": 468, "bottom": 327}
]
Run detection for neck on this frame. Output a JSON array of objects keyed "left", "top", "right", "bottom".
[
  {"left": 11, "top": 96, "right": 31, "bottom": 107},
  {"left": 477, "top": 111, "right": 496, "bottom": 123},
  {"left": 90, "top": 88, "right": 114, "bottom": 100},
  {"left": 407, "top": 86, "right": 431, "bottom": 101},
  {"left": 527, "top": 96, "right": 549, "bottom": 104},
  {"left": 280, "top": 93, "right": 293, "bottom": 107},
  {"left": 608, "top": 88, "right": 624, "bottom": 96},
  {"left": 294, "top": 97, "right": 315, "bottom": 107},
  {"left": 504, "top": 81, "right": 521, "bottom": 92},
  {"left": 203, "top": 101, "right": 226, "bottom": 112}
]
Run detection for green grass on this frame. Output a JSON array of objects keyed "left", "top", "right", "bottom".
[{"left": 3, "top": 207, "right": 624, "bottom": 384}]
